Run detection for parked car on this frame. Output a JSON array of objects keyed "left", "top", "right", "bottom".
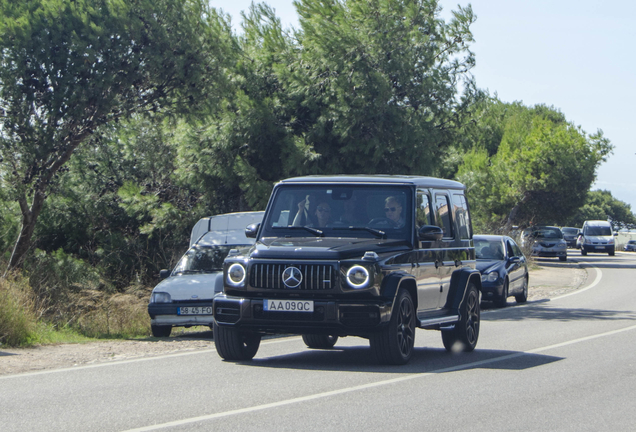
[
  {"left": 213, "top": 175, "right": 481, "bottom": 365},
  {"left": 474, "top": 235, "right": 529, "bottom": 307},
  {"left": 579, "top": 220, "right": 616, "bottom": 256},
  {"left": 560, "top": 227, "right": 581, "bottom": 248},
  {"left": 147, "top": 211, "right": 264, "bottom": 337},
  {"left": 529, "top": 226, "right": 568, "bottom": 261},
  {"left": 624, "top": 240, "right": 636, "bottom": 252}
]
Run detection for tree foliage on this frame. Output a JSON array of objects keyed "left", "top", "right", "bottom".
[
  {"left": 455, "top": 100, "right": 613, "bottom": 231},
  {"left": 0, "top": 0, "right": 233, "bottom": 272},
  {"left": 567, "top": 190, "right": 636, "bottom": 230}
]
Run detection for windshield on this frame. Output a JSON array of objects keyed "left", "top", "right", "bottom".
[
  {"left": 532, "top": 227, "right": 563, "bottom": 239},
  {"left": 585, "top": 226, "right": 612, "bottom": 236},
  {"left": 475, "top": 238, "right": 504, "bottom": 260},
  {"left": 172, "top": 245, "right": 242, "bottom": 275},
  {"left": 561, "top": 228, "right": 579, "bottom": 235},
  {"left": 260, "top": 184, "right": 412, "bottom": 239}
]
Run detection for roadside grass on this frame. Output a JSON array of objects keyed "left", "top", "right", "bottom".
[{"left": 0, "top": 271, "right": 156, "bottom": 348}]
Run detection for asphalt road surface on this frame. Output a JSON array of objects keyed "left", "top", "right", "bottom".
[{"left": 2, "top": 251, "right": 635, "bottom": 432}]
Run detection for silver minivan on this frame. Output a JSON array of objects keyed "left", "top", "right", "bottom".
[{"left": 579, "top": 220, "right": 616, "bottom": 256}]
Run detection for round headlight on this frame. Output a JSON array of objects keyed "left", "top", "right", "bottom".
[
  {"left": 346, "top": 265, "right": 370, "bottom": 289},
  {"left": 227, "top": 263, "right": 246, "bottom": 286}
]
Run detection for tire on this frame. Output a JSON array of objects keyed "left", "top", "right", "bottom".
[
  {"left": 151, "top": 324, "right": 172, "bottom": 338},
  {"left": 370, "top": 289, "right": 416, "bottom": 365},
  {"left": 213, "top": 321, "right": 261, "bottom": 361},
  {"left": 442, "top": 282, "right": 480, "bottom": 352},
  {"left": 559, "top": 256, "right": 567, "bottom": 262},
  {"left": 302, "top": 334, "right": 339, "bottom": 349},
  {"left": 515, "top": 275, "right": 528, "bottom": 303},
  {"left": 495, "top": 279, "right": 508, "bottom": 308},
  {"left": 609, "top": 249, "right": 615, "bottom": 256},
  {"left": 581, "top": 249, "right": 587, "bottom": 256}
]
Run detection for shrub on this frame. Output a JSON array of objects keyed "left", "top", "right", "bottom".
[{"left": 0, "top": 274, "right": 38, "bottom": 347}]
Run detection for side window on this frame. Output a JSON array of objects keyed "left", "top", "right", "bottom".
[
  {"left": 506, "top": 240, "right": 515, "bottom": 258},
  {"left": 451, "top": 193, "right": 472, "bottom": 240},
  {"left": 434, "top": 193, "right": 453, "bottom": 238},
  {"left": 416, "top": 190, "right": 432, "bottom": 228},
  {"left": 512, "top": 242, "right": 523, "bottom": 257}
]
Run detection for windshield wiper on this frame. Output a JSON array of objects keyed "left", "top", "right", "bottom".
[
  {"left": 333, "top": 227, "right": 386, "bottom": 239},
  {"left": 272, "top": 226, "right": 324, "bottom": 237}
]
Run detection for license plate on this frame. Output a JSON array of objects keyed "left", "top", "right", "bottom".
[
  {"left": 595, "top": 246, "right": 605, "bottom": 249},
  {"left": 178, "top": 306, "right": 213, "bottom": 315},
  {"left": 263, "top": 299, "right": 314, "bottom": 312}
]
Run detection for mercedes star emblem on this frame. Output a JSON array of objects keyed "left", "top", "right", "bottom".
[{"left": 282, "top": 266, "right": 303, "bottom": 288}]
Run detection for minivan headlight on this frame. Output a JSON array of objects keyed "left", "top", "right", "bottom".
[{"left": 227, "top": 263, "right": 246, "bottom": 286}]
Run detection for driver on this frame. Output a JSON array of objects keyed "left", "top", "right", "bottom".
[{"left": 384, "top": 196, "right": 404, "bottom": 228}]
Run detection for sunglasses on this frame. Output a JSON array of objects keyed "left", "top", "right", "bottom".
[
  {"left": 317, "top": 207, "right": 331, "bottom": 213},
  {"left": 384, "top": 206, "right": 400, "bottom": 212}
]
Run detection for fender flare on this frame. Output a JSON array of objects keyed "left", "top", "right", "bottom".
[
  {"left": 444, "top": 267, "right": 482, "bottom": 313},
  {"left": 381, "top": 271, "right": 418, "bottom": 309}
]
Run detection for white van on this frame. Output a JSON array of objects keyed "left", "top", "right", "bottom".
[
  {"left": 579, "top": 220, "right": 616, "bottom": 256},
  {"left": 147, "top": 211, "right": 264, "bottom": 337}
]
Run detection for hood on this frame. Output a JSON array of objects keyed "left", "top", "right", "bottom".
[
  {"left": 151, "top": 272, "right": 223, "bottom": 301},
  {"left": 252, "top": 237, "right": 412, "bottom": 260},
  {"left": 584, "top": 235, "right": 613, "bottom": 243},
  {"left": 475, "top": 260, "right": 502, "bottom": 273}
]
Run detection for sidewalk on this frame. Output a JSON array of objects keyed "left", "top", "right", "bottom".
[{"left": 527, "top": 260, "right": 588, "bottom": 301}]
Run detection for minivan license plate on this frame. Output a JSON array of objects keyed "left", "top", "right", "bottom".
[{"left": 264, "top": 299, "right": 314, "bottom": 312}]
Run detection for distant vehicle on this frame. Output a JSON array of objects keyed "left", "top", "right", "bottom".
[
  {"left": 560, "top": 227, "right": 581, "bottom": 248},
  {"left": 624, "top": 240, "right": 636, "bottom": 252},
  {"left": 474, "top": 235, "right": 529, "bottom": 307},
  {"left": 529, "top": 226, "right": 568, "bottom": 262},
  {"left": 147, "top": 211, "right": 264, "bottom": 337},
  {"left": 579, "top": 220, "right": 616, "bottom": 256}
]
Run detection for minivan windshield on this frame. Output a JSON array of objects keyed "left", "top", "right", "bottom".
[
  {"left": 585, "top": 226, "right": 612, "bottom": 236},
  {"left": 172, "top": 245, "right": 240, "bottom": 275},
  {"left": 260, "top": 184, "right": 412, "bottom": 239}
]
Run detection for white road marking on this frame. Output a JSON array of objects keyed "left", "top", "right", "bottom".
[
  {"left": 123, "top": 322, "right": 636, "bottom": 432},
  {"left": 0, "top": 336, "right": 298, "bottom": 380}
]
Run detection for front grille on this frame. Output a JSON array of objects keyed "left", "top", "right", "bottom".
[{"left": 250, "top": 263, "right": 336, "bottom": 290}]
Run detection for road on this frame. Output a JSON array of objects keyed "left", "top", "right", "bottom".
[{"left": 2, "top": 251, "right": 635, "bottom": 431}]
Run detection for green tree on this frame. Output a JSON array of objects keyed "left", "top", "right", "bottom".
[
  {"left": 292, "top": 0, "right": 479, "bottom": 175},
  {"left": 0, "top": 0, "right": 233, "bottom": 274},
  {"left": 567, "top": 190, "right": 636, "bottom": 229},
  {"left": 456, "top": 101, "right": 613, "bottom": 231}
]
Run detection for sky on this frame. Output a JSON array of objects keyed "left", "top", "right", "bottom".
[{"left": 212, "top": 0, "right": 636, "bottom": 212}]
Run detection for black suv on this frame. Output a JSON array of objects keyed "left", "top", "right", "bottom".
[{"left": 213, "top": 176, "right": 481, "bottom": 365}]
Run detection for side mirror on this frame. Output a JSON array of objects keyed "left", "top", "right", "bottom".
[
  {"left": 418, "top": 225, "right": 443, "bottom": 241},
  {"left": 245, "top": 223, "right": 260, "bottom": 239},
  {"left": 508, "top": 256, "right": 520, "bottom": 264},
  {"left": 613, "top": 232, "right": 618, "bottom": 236},
  {"left": 159, "top": 269, "right": 171, "bottom": 279}
]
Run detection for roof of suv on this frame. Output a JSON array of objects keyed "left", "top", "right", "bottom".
[{"left": 280, "top": 175, "right": 465, "bottom": 190}]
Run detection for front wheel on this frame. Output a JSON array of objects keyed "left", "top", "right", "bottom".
[
  {"left": 442, "top": 282, "right": 480, "bottom": 352},
  {"left": 151, "top": 324, "right": 171, "bottom": 338},
  {"left": 515, "top": 276, "right": 528, "bottom": 303},
  {"left": 370, "top": 289, "right": 416, "bottom": 365},
  {"left": 559, "top": 256, "right": 567, "bottom": 262},
  {"left": 581, "top": 249, "right": 587, "bottom": 256},
  {"left": 302, "top": 334, "right": 338, "bottom": 349},
  {"left": 495, "top": 279, "right": 508, "bottom": 308},
  {"left": 213, "top": 321, "right": 261, "bottom": 361}
]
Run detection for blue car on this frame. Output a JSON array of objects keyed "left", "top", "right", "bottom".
[{"left": 474, "top": 235, "right": 529, "bottom": 307}]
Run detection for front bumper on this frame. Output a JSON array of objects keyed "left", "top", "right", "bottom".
[
  {"left": 581, "top": 244, "right": 614, "bottom": 253},
  {"left": 213, "top": 295, "right": 392, "bottom": 337},
  {"left": 148, "top": 301, "right": 214, "bottom": 327},
  {"left": 480, "top": 281, "right": 505, "bottom": 300},
  {"left": 531, "top": 249, "right": 567, "bottom": 258}
]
